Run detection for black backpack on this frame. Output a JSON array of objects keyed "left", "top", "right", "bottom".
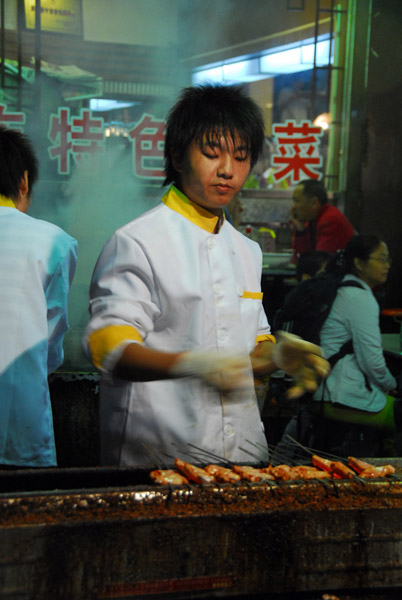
[
  {"left": 269, "top": 273, "right": 370, "bottom": 457},
  {"left": 272, "top": 271, "right": 364, "bottom": 346}
]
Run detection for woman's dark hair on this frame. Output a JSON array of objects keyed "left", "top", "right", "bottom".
[
  {"left": 333, "top": 234, "right": 382, "bottom": 275},
  {"left": 295, "top": 250, "right": 331, "bottom": 281},
  {"left": 163, "top": 84, "right": 265, "bottom": 186},
  {"left": 0, "top": 125, "right": 39, "bottom": 200}
]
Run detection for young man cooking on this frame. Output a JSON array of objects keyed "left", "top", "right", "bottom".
[{"left": 83, "top": 84, "right": 328, "bottom": 467}]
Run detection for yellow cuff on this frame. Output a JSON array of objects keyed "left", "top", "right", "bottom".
[
  {"left": 256, "top": 334, "right": 276, "bottom": 344},
  {"left": 88, "top": 325, "right": 143, "bottom": 369}
]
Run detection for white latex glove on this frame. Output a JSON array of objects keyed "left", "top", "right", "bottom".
[
  {"left": 272, "top": 331, "right": 330, "bottom": 399},
  {"left": 170, "top": 351, "right": 251, "bottom": 392}
]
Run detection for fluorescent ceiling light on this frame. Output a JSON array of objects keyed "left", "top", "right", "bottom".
[
  {"left": 260, "top": 39, "right": 332, "bottom": 74},
  {"left": 192, "top": 37, "right": 333, "bottom": 84},
  {"left": 90, "top": 99, "right": 138, "bottom": 111},
  {"left": 192, "top": 65, "right": 223, "bottom": 85}
]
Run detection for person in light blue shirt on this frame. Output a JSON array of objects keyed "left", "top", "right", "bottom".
[
  {"left": 313, "top": 234, "right": 401, "bottom": 455},
  {"left": 0, "top": 125, "right": 77, "bottom": 467}
]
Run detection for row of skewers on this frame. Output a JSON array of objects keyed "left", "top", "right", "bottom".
[{"left": 149, "top": 455, "right": 396, "bottom": 486}]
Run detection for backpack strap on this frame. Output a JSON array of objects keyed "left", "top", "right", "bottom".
[
  {"left": 338, "top": 280, "right": 365, "bottom": 291},
  {"left": 327, "top": 339, "right": 372, "bottom": 391}
]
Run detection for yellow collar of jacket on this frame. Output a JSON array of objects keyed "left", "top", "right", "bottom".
[
  {"left": 162, "top": 185, "right": 225, "bottom": 234},
  {"left": 0, "top": 195, "right": 16, "bottom": 208}
]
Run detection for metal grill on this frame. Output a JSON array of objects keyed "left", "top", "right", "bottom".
[{"left": 1, "top": 443, "right": 402, "bottom": 600}]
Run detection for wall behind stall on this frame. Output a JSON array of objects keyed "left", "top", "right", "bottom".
[
  {"left": 179, "top": 0, "right": 325, "bottom": 65},
  {"left": 360, "top": 0, "right": 402, "bottom": 315},
  {"left": 82, "top": 0, "right": 178, "bottom": 46}
]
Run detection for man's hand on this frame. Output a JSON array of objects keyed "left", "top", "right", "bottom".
[
  {"left": 272, "top": 331, "right": 330, "bottom": 399},
  {"left": 289, "top": 205, "right": 306, "bottom": 232},
  {"left": 170, "top": 351, "right": 252, "bottom": 392}
]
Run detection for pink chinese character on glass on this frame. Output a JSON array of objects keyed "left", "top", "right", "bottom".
[
  {"left": 48, "top": 108, "right": 72, "bottom": 174},
  {"left": 48, "top": 107, "right": 105, "bottom": 175},
  {"left": 128, "top": 114, "right": 165, "bottom": 180},
  {"left": 272, "top": 120, "right": 323, "bottom": 184},
  {"left": 71, "top": 110, "right": 105, "bottom": 158},
  {"left": 0, "top": 104, "right": 25, "bottom": 129}
]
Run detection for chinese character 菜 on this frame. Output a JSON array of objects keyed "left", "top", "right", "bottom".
[{"left": 272, "top": 120, "right": 323, "bottom": 184}]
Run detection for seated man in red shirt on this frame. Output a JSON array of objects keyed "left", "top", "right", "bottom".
[{"left": 290, "top": 178, "right": 354, "bottom": 259}]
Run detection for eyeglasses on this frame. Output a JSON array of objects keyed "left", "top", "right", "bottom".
[{"left": 369, "top": 255, "right": 392, "bottom": 265}]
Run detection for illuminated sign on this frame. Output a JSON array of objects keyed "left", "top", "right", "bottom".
[
  {"left": 272, "top": 120, "right": 323, "bottom": 184},
  {"left": 24, "top": 0, "right": 82, "bottom": 35}
]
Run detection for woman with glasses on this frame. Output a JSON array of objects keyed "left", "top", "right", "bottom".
[{"left": 312, "top": 234, "right": 401, "bottom": 457}]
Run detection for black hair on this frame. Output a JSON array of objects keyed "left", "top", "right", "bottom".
[
  {"left": 0, "top": 125, "right": 39, "bottom": 200},
  {"left": 342, "top": 234, "right": 382, "bottom": 274},
  {"left": 295, "top": 250, "right": 331, "bottom": 281},
  {"left": 163, "top": 84, "right": 265, "bottom": 186},
  {"left": 298, "top": 178, "right": 328, "bottom": 206}
]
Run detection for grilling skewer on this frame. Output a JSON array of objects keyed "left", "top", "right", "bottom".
[
  {"left": 185, "top": 443, "right": 235, "bottom": 466},
  {"left": 243, "top": 439, "right": 270, "bottom": 461},
  {"left": 275, "top": 437, "right": 397, "bottom": 482},
  {"left": 150, "top": 443, "right": 243, "bottom": 486},
  {"left": 146, "top": 436, "right": 397, "bottom": 488},
  {"left": 269, "top": 436, "right": 363, "bottom": 482},
  {"left": 238, "top": 446, "right": 266, "bottom": 463},
  {"left": 143, "top": 444, "right": 192, "bottom": 487},
  {"left": 178, "top": 444, "right": 269, "bottom": 486},
  {"left": 186, "top": 443, "right": 276, "bottom": 485},
  {"left": 184, "top": 444, "right": 252, "bottom": 485},
  {"left": 142, "top": 443, "right": 171, "bottom": 470}
]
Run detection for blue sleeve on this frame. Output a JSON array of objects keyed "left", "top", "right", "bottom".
[{"left": 46, "top": 237, "right": 78, "bottom": 374}]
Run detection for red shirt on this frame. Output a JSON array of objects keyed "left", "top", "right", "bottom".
[{"left": 292, "top": 203, "right": 354, "bottom": 258}]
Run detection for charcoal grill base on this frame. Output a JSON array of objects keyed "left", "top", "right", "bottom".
[{"left": 1, "top": 468, "right": 402, "bottom": 600}]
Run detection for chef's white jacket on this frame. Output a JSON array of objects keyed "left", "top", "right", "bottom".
[
  {"left": 0, "top": 198, "right": 77, "bottom": 467},
  {"left": 84, "top": 186, "right": 273, "bottom": 467}
]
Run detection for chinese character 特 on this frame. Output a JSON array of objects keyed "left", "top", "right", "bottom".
[
  {"left": 48, "top": 107, "right": 105, "bottom": 174},
  {"left": 0, "top": 104, "right": 25, "bottom": 129},
  {"left": 272, "top": 120, "right": 323, "bottom": 184},
  {"left": 128, "top": 114, "right": 165, "bottom": 180}
]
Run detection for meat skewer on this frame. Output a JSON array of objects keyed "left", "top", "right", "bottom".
[
  {"left": 265, "top": 464, "right": 294, "bottom": 481},
  {"left": 174, "top": 458, "right": 215, "bottom": 484},
  {"left": 204, "top": 464, "right": 241, "bottom": 483},
  {"left": 149, "top": 469, "right": 190, "bottom": 485},
  {"left": 348, "top": 456, "right": 395, "bottom": 477},
  {"left": 149, "top": 452, "right": 398, "bottom": 486},
  {"left": 263, "top": 464, "right": 331, "bottom": 481},
  {"left": 330, "top": 461, "right": 356, "bottom": 479},
  {"left": 232, "top": 465, "right": 275, "bottom": 482},
  {"left": 290, "top": 466, "right": 331, "bottom": 480},
  {"left": 311, "top": 454, "right": 334, "bottom": 473},
  {"left": 312, "top": 454, "right": 355, "bottom": 479}
]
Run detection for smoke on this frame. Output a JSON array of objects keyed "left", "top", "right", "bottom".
[
  {"left": 22, "top": 0, "right": 222, "bottom": 370},
  {"left": 65, "top": 145, "right": 163, "bottom": 368},
  {"left": 28, "top": 136, "right": 162, "bottom": 369}
]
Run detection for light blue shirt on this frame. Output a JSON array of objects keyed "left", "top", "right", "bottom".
[
  {"left": 0, "top": 206, "right": 77, "bottom": 466},
  {"left": 314, "top": 274, "right": 396, "bottom": 412}
]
